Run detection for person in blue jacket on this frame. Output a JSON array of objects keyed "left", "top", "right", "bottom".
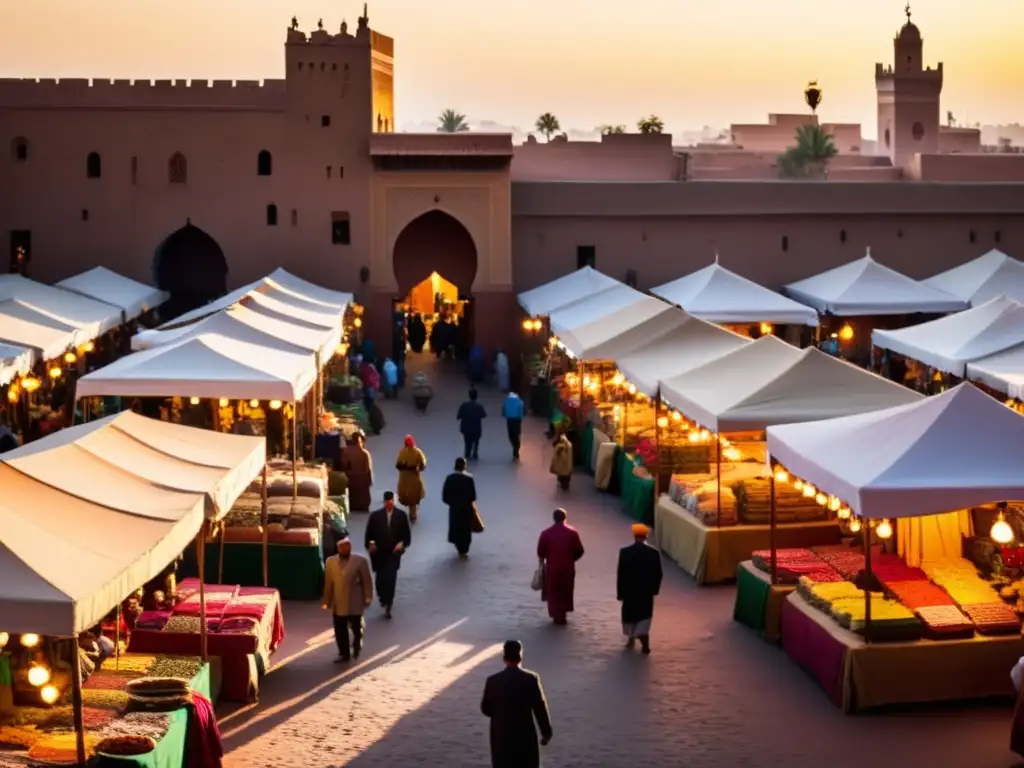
[{"left": 501, "top": 391, "right": 525, "bottom": 461}]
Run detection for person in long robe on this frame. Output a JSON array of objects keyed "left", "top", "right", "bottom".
[
  {"left": 443, "top": 457, "right": 477, "bottom": 557},
  {"left": 408, "top": 314, "right": 427, "bottom": 353},
  {"left": 457, "top": 389, "right": 487, "bottom": 461},
  {"left": 480, "top": 640, "right": 553, "bottom": 768},
  {"left": 395, "top": 435, "right": 427, "bottom": 523},
  {"left": 340, "top": 431, "right": 373, "bottom": 512},
  {"left": 495, "top": 349, "right": 510, "bottom": 392},
  {"left": 322, "top": 537, "right": 373, "bottom": 662},
  {"left": 549, "top": 434, "right": 573, "bottom": 490},
  {"left": 536, "top": 509, "right": 585, "bottom": 625},
  {"left": 616, "top": 523, "right": 663, "bottom": 655}
]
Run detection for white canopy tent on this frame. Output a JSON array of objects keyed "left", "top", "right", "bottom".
[
  {"left": 77, "top": 333, "right": 317, "bottom": 401},
  {"left": 651, "top": 263, "right": 819, "bottom": 326},
  {"left": 767, "top": 383, "right": 1024, "bottom": 519},
  {"left": 871, "top": 295, "right": 1024, "bottom": 376},
  {"left": 132, "top": 303, "right": 340, "bottom": 360},
  {"left": 245, "top": 288, "right": 341, "bottom": 330},
  {"left": 56, "top": 266, "right": 168, "bottom": 321},
  {"left": 660, "top": 335, "right": 923, "bottom": 432},
  {"left": 0, "top": 414, "right": 264, "bottom": 635},
  {"left": 157, "top": 280, "right": 264, "bottom": 330},
  {"left": 517, "top": 267, "right": 624, "bottom": 317},
  {"left": 922, "top": 250, "right": 1024, "bottom": 307},
  {"left": 549, "top": 283, "right": 651, "bottom": 334},
  {"left": 551, "top": 291, "right": 683, "bottom": 361},
  {"left": 966, "top": 345, "right": 1024, "bottom": 400},
  {"left": 0, "top": 274, "right": 123, "bottom": 337},
  {"left": 0, "top": 342, "right": 33, "bottom": 388},
  {"left": 783, "top": 251, "right": 966, "bottom": 316},
  {"left": 267, "top": 268, "right": 354, "bottom": 311},
  {"left": 0, "top": 300, "right": 81, "bottom": 361},
  {"left": 616, "top": 314, "right": 750, "bottom": 396}
]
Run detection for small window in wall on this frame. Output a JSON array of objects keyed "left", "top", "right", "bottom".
[
  {"left": 11, "top": 137, "right": 28, "bottom": 162},
  {"left": 969, "top": 229, "right": 977, "bottom": 244},
  {"left": 81, "top": 209, "right": 89, "bottom": 222},
  {"left": 266, "top": 204, "right": 278, "bottom": 226},
  {"left": 291, "top": 209, "right": 298, "bottom": 227},
  {"left": 326, "top": 166, "right": 332, "bottom": 179},
  {"left": 576, "top": 245, "right": 596, "bottom": 269},
  {"left": 9, "top": 230, "right": 31, "bottom": 276},
  {"left": 168, "top": 152, "right": 187, "bottom": 184},
  {"left": 257, "top": 150, "right": 272, "bottom": 176},
  {"left": 321, "top": 115, "right": 331, "bottom": 127},
  {"left": 86, "top": 152, "right": 101, "bottom": 178},
  {"left": 298, "top": 62, "right": 304, "bottom": 71},
  {"left": 912, "top": 122, "right": 925, "bottom": 141},
  {"left": 839, "top": 229, "right": 847, "bottom": 243},
  {"left": 339, "top": 166, "right": 344, "bottom": 179},
  {"left": 995, "top": 230, "right": 1003, "bottom": 244},
  {"left": 781, "top": 236, "right": 789, "bottom": 252},
  {"left": 331, "top": 211, "right": 351, "bottom": 245},
  {"left": 130, "top": 156, "right": 138, "bottom": 185}
]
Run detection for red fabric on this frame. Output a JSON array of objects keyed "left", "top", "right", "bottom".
[
  {"left": 537, "top": 522, "right": 585, "bottom": 619},
  {"left": 186, "top": 693, "right": 223, "bottom": 768},
  {"left": 176, "top": 600, "right": 230, "bottom": 618},
  {"left": 360, "top": 362, "right": 380, "bottom": 390},
  {"left": 781, "top": 598, "right": 847, "bottom": 709}
]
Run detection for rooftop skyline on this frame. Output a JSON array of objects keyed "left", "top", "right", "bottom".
[{"left": 4, "top": 0, "right": 1022, "bottom": 137}]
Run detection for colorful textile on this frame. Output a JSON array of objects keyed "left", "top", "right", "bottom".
[{"left": 185, "top": 693, "right": 223, "bottom": 768}]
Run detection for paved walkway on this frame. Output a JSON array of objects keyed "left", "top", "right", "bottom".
[{"left": 221, "top": 356, "right": 1017, "bottom": 767}]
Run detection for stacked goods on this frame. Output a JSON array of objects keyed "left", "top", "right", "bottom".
[
  {"left": 27, "top": 733, "right": 101, "bottom": 764},
  {"left": 915, "top": 606, "right": 975, "bottom": 640},
  {"left": 658, "top": 442, "right": 712, "bottom": 475},
  {"left": 813, "top": 547, "right": 865, "bottom": 581},
  {"left": 830, "top": 595, "right": 923, "bottom": 640},
  {"left": 325, "top": 401, "right": 370, "bottom": 434},
  {"left": 924, "top": 560, "right": 1002, "bottom": 607},
  {"left": 685, "top": 481, "right": 737, "bottom": 526},
  {"left": 733, "top": 476, "right": 829, "bottom": 526},
  {"left": 871, "top": 555, "right": 928, "bottom": 586},
  {"left": 798, "top": 578, "right": 862, "bottom": 611},
  {"left": 751, "top": 549, "right": 843, "bottom": 584},
  {"left": 125, "top": 678, "right": 192, "bottom": 713},
  {"left": 885, "top": 581, "right": 955, "bottom": 609},
  {"left": 961, "top": 603, "right": 1021, "bottom": 635},
  {"left": 95, "top": 735, "right": 157, "bottom": 756}
]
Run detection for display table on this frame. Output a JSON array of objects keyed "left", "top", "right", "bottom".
[
  {"left": 180, "top": 540, "right": 324, "bottom": 601},
  {"left": 781, "top": 592, "right": 1024, "bottom": 712},
  {"left": 128, "top": 583, "right": 284, "bottom": 703},
  {"left": 97, "top": 662, "right": 213, "bottom": 768},
  {"left": 618, "top": 452, "right": 654, "bottom": 525},
  {"left": 654, "top": 495, "right": 841, "bottom": 585},
  {"left": 732, "top": 560, "right": 795, "bottom": 644}
]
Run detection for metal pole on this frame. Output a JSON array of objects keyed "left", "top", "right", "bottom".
[
  {"left": 577, "top": 360, "right": 584, "bottom": 427},
  {"left": 71, "top": 638, "right": 86, "bottom": 765},
  {"left": 864, "top": 522, "right": 873, "bottom": 644},
  {"left": 197, "top": 520, "right": 209, "bottom": 662},
  {"left": 261, "top": 464, "right": 269, "bottom": 587},
  {"left": 115, "top": 604, "right": 121, "bottom": 670},
  {"left": 292, "top": 404, "right": 298, "bottom": 499},
  {"left": 769, "top": 471, "right": 778, "bottom": 584},
  {"left": 653, "top": 393, "right": 662, "bottom": 500},
  {"left": 715, "top": 434, "right": 722, "bottom": 529}
]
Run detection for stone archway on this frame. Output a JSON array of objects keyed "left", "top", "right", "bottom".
[
  {"left": 392, "top": 209, "right": 478, "bottom": 295},
  {"left": 153, "top": 222, "right": 228, "bottom": 319}
]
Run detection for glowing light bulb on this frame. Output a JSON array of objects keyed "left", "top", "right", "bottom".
[
  {"left": 802, "top": 484, "right": 816, "bottom": 498},
  {"left": 837, "top": 506, "right": 852, "bottom": 520},
  {"left": 40, "top": 685, "right": 59, "bottom": 705},
  {"left": 82, "top": 341, "right": 95, "bottom": 353},
  {"left": 991, "top": 512, "right": 1015, "bottom": 545},
  {"left": 671, "top": 411, "right": 681, "bottom": 422},
  {"left": 189, "top": 396, "right": 200, "bottom": 405},
  {"left": 48, "top": 366, "right": 62, "bottom": 379},
  {"left": 838, "top": 324, "right": 854, "bottom": 342},
  {"left": 219, "top": 398, "right": 229, "bottom": 407},
  {"left": 20, "top": 633, "right": 40, "bottom": 648},
  {"left": 688, "top": 431, "right": 700, "bottom": 443},
  {"left": 828, "top": 496, "right": 841, "bottom": 512},
  {"left": 6, "top": 388, "right": 18, "bottom": 404},
  {"left": 269, "top": 399, "right": 283, "bottom": 410},
  {"left": 792, "top": 479, "right": 803, "bottom": 491},
  {"left": 774, "top": 470, "right": 788, "bottom": 484},
  {"left": 63, "top": 352, "right": 77, "bottom": 364},
  {"left": 876, "top": 519, "right": 893, "bottom": 540},
  {"left": 815, "top": 492, "right": 828, "bottom": 506},
  {"left": 627, "top": 384, "right": 637, "bottom": 395},
  {"left": 22, "top": 377, "right": 40, "bottom": 392},
  {"left": 353, "top": 318, "right": 362, "bottom": 328},
  {"left": 249, "top": 399, "right": 259, "bottom": 408},
  {"left": 699, "top": 430, "right": 710, "bottom": 442},
  {"left": 0, "top": 632, "right": 8, "bottom": 649},
  {"left": 28, "top": 665, "right": 50, "bottom": 687},
  {"left": 657, "top": 416, "right": 669, "bottom": 429},
  {"left": 849, "top": 518, "right": 862, "bottom": 533},
  {"left": 759, "top": 322, "right": 774, "bottom": 336},
  {"left": 522, "top": 319, "right": 533, "bottom": 331}
]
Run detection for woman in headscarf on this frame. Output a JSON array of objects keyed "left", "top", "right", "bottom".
[
  {"left": 396, "top": 435, "right": 427, "bottom": 523},
  {"left": 412, "top": 370, "right": 433, "bottom": 413},
  {"left": 443, "top": 457, "right": 477, "bottom": 557},
  {"left": 549, "top": 433, "right": 574, "bottom": 491},
  {"left": 340, "top": 431, "right": 373, "bottom": 512}
]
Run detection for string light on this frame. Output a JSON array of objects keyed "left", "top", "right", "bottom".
[
  {"left": 269, "top": 400, "right": 283, "bottom": 410},
  {"left": 656, "top": 416, "right": 669, "bottom": 429},
  {"left": 671, "top": 411, "right": 682, "bottom": 422},
  {"left": 219, "top": 398, "right": 229, "bottom": 407},
  {"left": 249, "top": 399, "right": 259, "bottom": 408},
  {"left": 6, "top": 387, "right": 18, "bottom": 404},
  {"left": 40, "top": 685, "right": 59, "bottom": 705},
  {"left": 21, "top": 377, "right": 40, "bottom": 393},
  {"left": 27, "top": 665, "right": 50, "bottom": 687},
  {"left": 991, "top": 512, "right": 1015, "bottom": 545},
  {"left": 849, "top": 518, "right": 862, "bottom": 533},
  {"left": 876, "top": 519, "right": 893, "bottom": 540},
  {"left": 353, "top": 318, "right": 362, "bottom": 328},
  {"left": 20, "top": 634, "right": 40, "bottom": 648},
  {"left": 828, "top": 496, "right": 842, "bottom": 512},
  {"left": 82, "top": 341, "right": 95, "bottom": 353},
  {"left": 63, "top": 352, "right": 76, "bottom": 364},
  {"left": 627, "top": 384, "right": 637, "bottom": 395},
  {"left": 189, "top": 396, "right": 200, "bottom": 405},
  {"left": 815, "top": 492, "right": 828, "bottom": 506},
  {"left": 759, "top": 322, "right": 774, "bottom": 335},
  {"left": 774, "top": 469, "right": 788, "bottom": 484},
  {"left": 837, "top": 506, "right": 852, "bottom": 520},
  {"left": 802, "top": 484, "right": 817, "bottom": 498},
  {"left": 792, "top": 479, "right": 803, "bottom": 491},
  {"left": 0, "top": 632, "right": 8, "bottom": 649},
  {"left": 48, "top": 366, "right": 62, "bottom": 379}
]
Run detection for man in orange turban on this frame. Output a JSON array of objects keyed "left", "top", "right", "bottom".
[{"left": 617, "top": 522, "right": 663, "bottom": 654}]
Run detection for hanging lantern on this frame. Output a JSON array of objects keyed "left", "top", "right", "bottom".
[
  {"left": 27, "top": 665, "right": 50, "bottom": 687},
  {"left": 6, "top": 387, "right": 18, "bottom": 404},
  {"left": 815, "top": 492, "right": 828, "bottom": 506},
  {"left": 802, "top": 484, "right": 816, "bottom": 498},
  {"left": 656, "top": 416, "right": 669, "bottom": 429},
  {"left": 759, "top": 322, "right": 774, "bottom": 336},
  {"left": 63, "top": 351, "right": 77, "bottom": 364},
  {"left": 48, "top": 366, "right": 62, "bottom": 379},
  {"left": 838, "top": 324, "right": 854, "bottom": 342},
  {"left": 22, "top": 377, "right": 40, "bottom": 393},
  {"left": 876, "top": 519, "right": 893, "bottom": 540},
  {"left": 189, "top": 396, "right": 200, "bottom": 405},
  {"left": 20, "top": 633, "right": 40, "bottom": 648},
  {"left": 0, "top": 632, "right": 8, "bottom": 649},
  {"left": 40, "top": 685, "right": 59, "bottom": 705},
  {"left": 792, "top": 479, "right": 803, "bottom": 491},
  {"left": 269, "top": 400, "right": 283, "bottom": 410},
  {"left": 837, "top": 506, "right": 852, "bottom": 520},
  {"left": 353, "top": 318, "right": 362, "bottom": 328},
  {"left": 774, "top": 469, "right": 789, "bottom": 484},
  {"left": 991, "top": 512, "right": 1015, "bottom": 545},
  {"left": 848, "top": 518, "right": 862, "bottom": 533},
  {"left": 828, "top": 496, "right": 842, "bottom": 512},
  {"left": 804, "top": 80, "right": 823, "bottom": 113},
  {"left": 249, "top": 399, "right": 259, "bottom": 408},
  {"left": 219, "top": 398, "right": 229, "bottom": 408},
  {"left": 82, "top": 341, "right": 95, "bottom": 353}
]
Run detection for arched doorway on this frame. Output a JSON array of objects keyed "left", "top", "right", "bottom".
[
  {"left": 153, "top": 223, "right": 228, "bottom": 320},
  {"left": 392, "top": 210, "right": 478, "bottom": 362}
]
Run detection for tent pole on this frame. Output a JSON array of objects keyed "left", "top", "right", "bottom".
[
  {"left": 715, "top": 434, "right": 722, "bottom": 529},
  {"left": 115, "top": 603, "right": 121, "bottom": 669},
  {"left": 769, "top": 469, "right": 777, "bottom": 585},
  {"left": 217, "top": 522, "right": 225, "bottom": 585},
  {"left": 82, "top": 398, "right": 90, "bottom": 424},
  {"left": 292, "top": 404, "right": 298, "bottom": 500},
  {"left": 653, "top": 392, "right": 662, "bottom": 501},
  {"left": 864, "top": 521, "right": 873, "bottom": 645},
  {"left": 261, "top": 464, "right": 269, "bottom": 587},
  {"left": 577, "top": 360, "right": 584, "bottom": 427},
  {"left": 314, "top": 352, "right": 322, "bottom": 449},
  {"left": 197, "top": 520, "right": 209, "bottom": 662},
  {"left": 71, "top": 638, "right": 86, "bottom": 765}
]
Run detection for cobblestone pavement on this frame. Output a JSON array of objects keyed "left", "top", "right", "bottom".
[{"left": 221, "top": 356, "right": 1017, "bottom": 768}]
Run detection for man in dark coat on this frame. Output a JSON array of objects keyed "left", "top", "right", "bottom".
[
  {"left": 616, "top": 523, "right": 663, "bottom": 654},
  {"left": 442, "top": 457, "right": 477, "bottom": 557},
  {"left": 364, "top": 491, "right": 412, "bottom": 619},
  {"left": 456, "top": 388, "right": 487, "bottom": 461},
  {"left": 480, "top": 640, "right": 552, "bottom": 768}
]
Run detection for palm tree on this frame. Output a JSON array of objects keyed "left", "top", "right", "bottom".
[
  {"left": 776, "top": 124, "right": 838, "bottom": 179},
  {"left": 637, "top": 115, "right": 664, "bottom": 134},
  {"left": 535, "top": 113, "right": 561, "bottom": 141},
  {"left": 599, "top": 124, "right": 626, "bottom": 135},
  {"left": 437, "top": 109, "right": 470, "bottom": 133}
]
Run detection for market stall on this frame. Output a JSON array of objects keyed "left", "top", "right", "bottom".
[
  {"left": 966, "top": 344, "right": 1024, "bottom": 400},
  {"left": 0, "top": 415, "right": 265, "bottom": 762},
  {"left": 783, "top": 250, "right": 967, "bottom": 364},
  {"left": 761, "top": 383, "right": 1024, "bottom": 711},
  {"left": 56, "top": 266, "right": 169, "bottom": 323},
  {"left": 656, "top": 335, "right": 922, "bottom": 584},
  {"left": 923, "top": 249, "right": 1024, "bottom": 307},
  {"left": 651, "top": 261, "right": 819, "bottom": 332},
  {"left": 266, "top": 268, "right": 354, "bottom": 312},
  {"left": 518, "top": 266, "right": 624, "bottom": 318},
  {"left": 0, "top": 274, "right": 123, "bottom": 339},
  {"left": 0, "top": 342, "right": 33, "bottom": 388}
]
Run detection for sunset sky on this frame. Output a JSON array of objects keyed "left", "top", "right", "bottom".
[{"left": 4, "top": 0, "right": 1022, "bottom": 137}]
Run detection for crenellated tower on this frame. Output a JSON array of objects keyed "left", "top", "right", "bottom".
[{"left": 875, "top": 4, "right": 943, "bottom": 167}]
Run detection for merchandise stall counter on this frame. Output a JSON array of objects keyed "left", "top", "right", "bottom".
[
  {"left": 781, "top": 592, "right": 1024, "bottom": 713},
  {"left": 655, "top": 495, "right": 841, "bottom": 585},
  {"left": 732, "top": 561, "right": 795, "bottom": 644},
  {"left": 618, "top": 452, "right": 654, "bottom": 525},
  {"left": 127, "top": 582, "right": 284, "bottom": 703}
]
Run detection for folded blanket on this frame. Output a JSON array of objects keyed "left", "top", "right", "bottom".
[
  {"left": 223, "top": 603, "right": 268, "bottom": 620},
  {"left": 135, "top": 611, "right": 172, "bottom": 630}
]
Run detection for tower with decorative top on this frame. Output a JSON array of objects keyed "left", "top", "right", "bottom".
[{"left": 875, "top": 5, "right": 943, "bottom": 167}]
